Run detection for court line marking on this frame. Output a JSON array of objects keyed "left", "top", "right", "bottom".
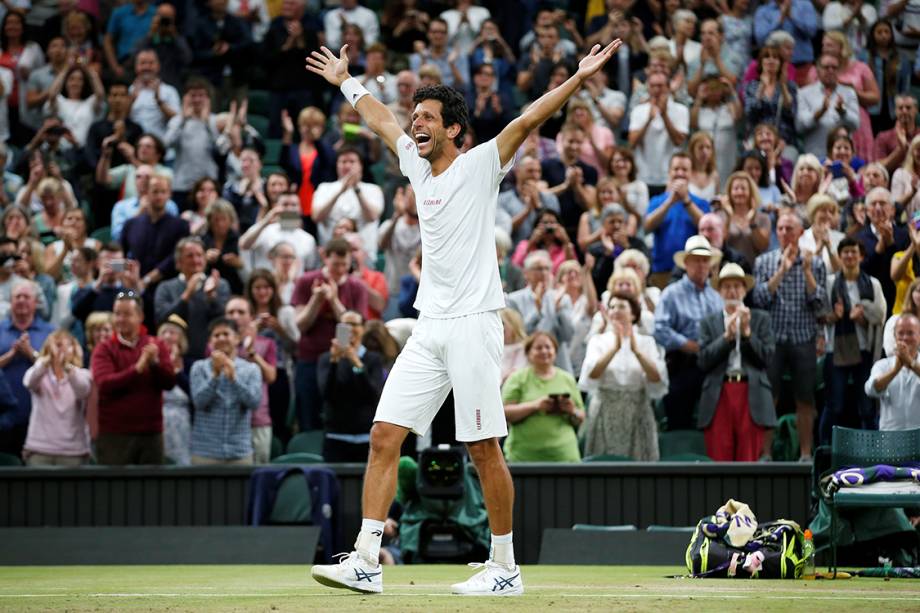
[{"left": 1, "top": 593, "right": 919, "bottom": 601}]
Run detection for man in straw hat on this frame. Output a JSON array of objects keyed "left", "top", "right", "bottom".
[
  {"left": 752, "top": 209, "right": 827, "bottom": 461},
  {"left": 654, "top": 235, "right": 723, "bottom": 430},
  {"left": 697, "top": 263, "right": 776, "bottom": 461}
]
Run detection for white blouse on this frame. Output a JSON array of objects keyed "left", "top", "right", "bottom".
[{"left": 578, "top": 328, "right": 668, "bottom": 399}]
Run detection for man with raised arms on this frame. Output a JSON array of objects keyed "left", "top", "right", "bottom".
[{"left": 307, "top": 38, "right": 620, "bottom": 596}]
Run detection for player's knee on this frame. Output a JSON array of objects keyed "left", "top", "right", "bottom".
[
  {"left": 368, "top": 422, "right": 406, "bottom": 458},
  {"left": 466, "top": 438, "right": 502, "bottom": 466}
]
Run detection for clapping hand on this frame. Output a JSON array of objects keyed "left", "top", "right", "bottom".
[
  {"left": 15, "top": 333, "right": 35, "bottom": 359},
  {"left": 850, "top": 303, "right": 865, "bottom": 325},
  {"left": 534, "top": 281, "right": 546, "bottom": 310},
  {"left": 780, "top": 244, "right": 798, "bottom": 273},
  {"left": 202, "top": 269, "right": 221, "bottom": 299}
]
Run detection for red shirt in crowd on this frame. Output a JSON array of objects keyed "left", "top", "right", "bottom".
[
  {"left": 90, "top": 333, "right": 176, "bottom": 435},
  {"left": 291, "top": 269, "right": 369, "bottom": 362}
]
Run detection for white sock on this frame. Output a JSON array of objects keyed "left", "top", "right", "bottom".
[
  {"left": 490, "top": 531, "right": 515, "bottom": 568},
  {"left": 354, "top": 518, "right": 385, "bottom": 565}
]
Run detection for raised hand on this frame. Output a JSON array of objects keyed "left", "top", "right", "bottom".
[
  {"left": 281, "top": 109, "right": 294, "bottom": 136},
  {"left": 575, "top": 40, "right": 622, "bottom": 81},
  {"left": 305, "top": 45, "right": 351, "bottom": 87}
]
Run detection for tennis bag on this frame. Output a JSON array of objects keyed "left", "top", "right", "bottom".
[{"left": 686, "top": 518, "right": 807, "bottom": 578}]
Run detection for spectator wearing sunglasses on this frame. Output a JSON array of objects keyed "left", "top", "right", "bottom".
[{"left": 90, "top": 290, "right": 176, "bottom": 465}]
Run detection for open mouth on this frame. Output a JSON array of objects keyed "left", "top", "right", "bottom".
[{"left": 415, "top": 133, "right": 431, "bottom": 146}]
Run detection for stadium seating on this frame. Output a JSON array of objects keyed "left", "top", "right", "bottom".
[
  {"left": 268, "top": 475, "right": 314, "bottom": 524},
  {"left": 657, "top": 430, "right": 707, "bottom": 459},
  {"left": 0, "top": 453, "right": 23, "bottom": 466},
  {"left": 271, "top": 452, "right": 325, "bottom": 464},
  {"left": 270, "top": 436, "right": 283, "bottom": 461},
  {"left": 90, "top": 226, "right": 111, "bottom": 245},
  {"left": 582, "top": 454, "right": 633, "bottom": 462},
  {"left": 247, "top": 114, "right": 270, "bottom": 138},
  {"left": 287, "top": 431, "right": 325, "bottom": 456},
  {"left": 826, "top": 426, "right": 920, "bottom": 575}
]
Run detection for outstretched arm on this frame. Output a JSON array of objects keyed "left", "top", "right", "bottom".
[
  {"left": 496, "top": 41, "right": 621, "bottom": 167},
  {"left": 306, "top": 45, "right": 405, "bottom": 154}
]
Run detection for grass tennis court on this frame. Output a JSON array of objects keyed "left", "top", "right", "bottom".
[{"left": 1, "top": 565, "right": 919, "bottom": 612}]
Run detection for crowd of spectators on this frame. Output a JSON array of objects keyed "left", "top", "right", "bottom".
[{"left": 0, "top": 0, "right": 919, "bottom": 468}]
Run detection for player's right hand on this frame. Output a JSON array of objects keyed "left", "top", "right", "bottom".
[{"left": 306, "top": 45, "right": 350, "bottom": 87}]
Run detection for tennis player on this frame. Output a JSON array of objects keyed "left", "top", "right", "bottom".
[{"left": 307, "top": 38, "right": 620, "bottom": 596}]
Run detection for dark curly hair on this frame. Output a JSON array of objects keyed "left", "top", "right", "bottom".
[{"left": 412, "top": 85, "right": 469, "bottom": 147}]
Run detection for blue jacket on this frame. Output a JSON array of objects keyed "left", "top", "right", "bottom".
[{"left": 246, "top": 466, "right": 341, "bottom": 561}]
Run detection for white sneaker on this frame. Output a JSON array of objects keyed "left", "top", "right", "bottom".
[
  {"left": 451, "top": 560, "right": 524, "bottom": 596},
  {"left": 311, "top": 552, "right": 383, "bottom": 594}
]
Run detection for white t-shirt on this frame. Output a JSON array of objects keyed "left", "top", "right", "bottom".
[
  {"left": 0, "top": 66, "right": 13, "bottom": 144},
  {"left": 629, "top": 99, "right": 689, "bottom": 186},
  {"left": 245, "top": 223, "right": 318, "bottom": 276},
  {"left": 396, "top": 134, "right": 511, "bottom": 318},
  {"left": 312, "top": 180, "right": 384, "bottom": 260},
  {"left": 48, "top": 95, "right": 99, "bottom": 146}
]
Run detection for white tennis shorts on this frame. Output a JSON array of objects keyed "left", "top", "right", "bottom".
[{"left": 374, "top": 311, "right": 507, "bottom": 442}]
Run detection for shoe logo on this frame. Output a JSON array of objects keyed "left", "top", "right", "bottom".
[
  {"left": 354, "top": 568, "right": 382, "bottom": 583},
  {"left": 492, "top": 573, "right": 519, "bottom": 591},
  {"left": 370, "top": 530, "right": 383, "bottom": 537}
]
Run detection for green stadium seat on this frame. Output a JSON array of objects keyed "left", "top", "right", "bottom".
[
  {"left": 646, "top": 525, "right": 696, "bottom": 532},
  {"left": 0, "top": 452, "right": 23, "bottom": 466},
  {"left": 287, "top": 431, "right": 324, "bottom": 455},
  {"left": 268, "top": 473, "right": 313, "bottom": 524},
  {"left": 826, "top": 427, "right": 920, "bottom": 576},
  {"left": 582, "top": 454, "right": 633, "bottom": 462},
  {"left": 90, "top": 226, "right": 111, "bottom": 244},
  {"left": 659, "top": 453, "right": 713, "bottom": 462},
  {"left": 261, "top": 164, "right": 285, "bottom": 178},
  {"left": 658, "top": 430, "right": 707, "bottom": 458},
  {"left": 771, "top": 413, "right": 799, "bottom": 461},
  {"left": 247, "top": 89, "right": 271, "bottom": 116},
  {"left": 263, "top": 138, "right": 283, "bottom": 165},
  {"left": 247, "top": 113, "right": 270, "bottom": 137},
  {"left": 271, "top": 452, "right": 324, "bottom": 464},
  {"left": 572, "top": 524, "right": 637, "bottom": 531},
  {"left": 270, "top": 436, "right": 283, "bottom": 461}
]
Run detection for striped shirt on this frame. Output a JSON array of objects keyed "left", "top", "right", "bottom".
[
  {"left": 752, "top": 249, "right": 828, "bottom": 345},
  {"left": 190, "top": 357, "right": 262, "bottom": 460}
]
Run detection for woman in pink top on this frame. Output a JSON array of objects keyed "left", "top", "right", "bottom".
[
  {"left": 510, "top": 209, "right": 577, "bottom": 274},
  {"left": 556, "top": 99, "right": 615, "bottom": 177},
  {"left": 22, "top": 331, "right": 92, "bottom": 466}
]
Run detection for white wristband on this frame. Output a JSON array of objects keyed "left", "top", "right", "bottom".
[{"left": 341, "top": 77, "right": 370, "bottom": 109}]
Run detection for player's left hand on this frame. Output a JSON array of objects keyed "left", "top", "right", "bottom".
[{"left": 576, "top": 40, "right": 621, "bottom": 81}]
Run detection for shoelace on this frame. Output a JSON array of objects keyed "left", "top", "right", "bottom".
[
  {"left": 331, "top": 552, "right": 355, "bottom": 564},
  {"left": 466, "top": 560, "right": 512, "bottom": 571}
]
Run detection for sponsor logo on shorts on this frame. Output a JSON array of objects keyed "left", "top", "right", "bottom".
[
  {"left": 475, "top": 408, "right": 481, "bottom": 430},
  {"left": 422, "top": 197, "right": 443, "bottom": 207}
]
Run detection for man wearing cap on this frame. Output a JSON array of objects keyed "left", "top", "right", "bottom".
[
  {"left": 752, "top": 210, "right": 827, "bottom": 461},
  {"left": 654, "top": 235, "right": 724, "bottom": 429},
  {"left": 698, "top": 264, "right": 776, "bottom": 461},
  {"left": 587, "top": 203, "right": 649, "bottom": 292},
  {"left": 671, "top": 212, "right": 749, "bottom": 284}
]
